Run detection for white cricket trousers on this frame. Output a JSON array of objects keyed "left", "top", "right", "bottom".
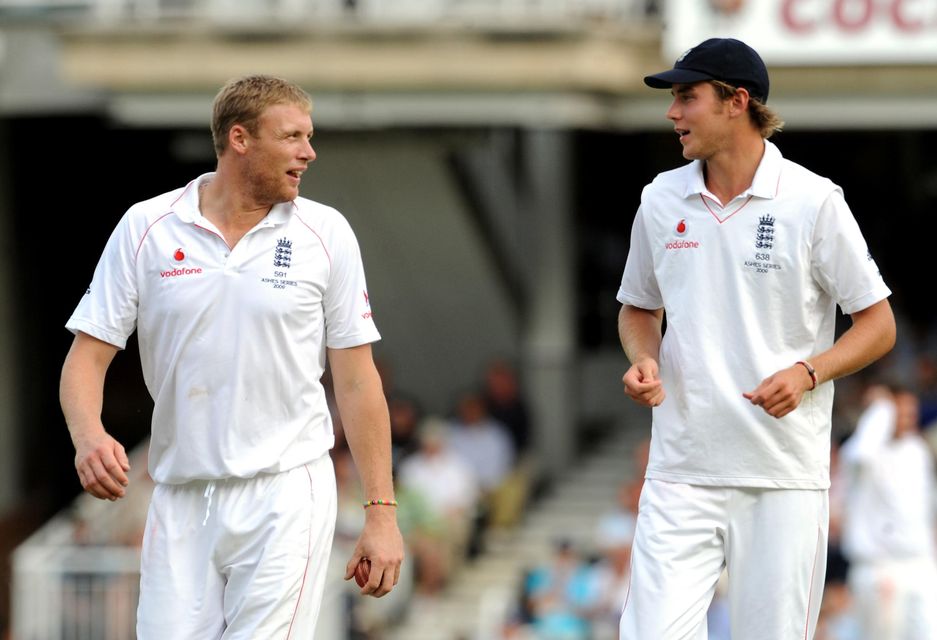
[
  {"left": 620, "top": 479, "right": 828, "bottom": 640},
  {"left": 848, "top": 557, "right": 937, "bottom": 640},
  {"left": 136, "top": 454, "right": 337, "bottom": 640}
]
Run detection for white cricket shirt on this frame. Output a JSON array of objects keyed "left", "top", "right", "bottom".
[
  {"left": 67, "top": 173, "right": 380, "bottom": 484},
  {"left": 617, "top": 141, "right": 891, "bottom": 489}
]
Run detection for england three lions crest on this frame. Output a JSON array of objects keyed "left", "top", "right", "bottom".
[
  {"left": 274, "top": 237, "right": 293, "bottom": 269},
  {"left": 742, "top": 214, "right": 782, "bottom": 274},
  {"left": 755, "top": 214, "right": 775, "bottom": 250}
]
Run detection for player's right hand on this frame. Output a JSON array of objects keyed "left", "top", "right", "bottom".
[
  {"left": 622, "top": 359, "right": 665, "bottom": 407},
  {"left": 73, "top": 430, "right": 131, "bottom": 501}
]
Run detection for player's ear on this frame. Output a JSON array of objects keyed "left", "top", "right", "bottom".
[
  {"left": 728, "top": 87, "right": 751, "bottom": 117},
  {"left": 228, "top": 124, "right": 250, "bottom": 155}
]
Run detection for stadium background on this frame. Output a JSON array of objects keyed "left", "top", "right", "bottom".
[{"left": 0, "top": 0, "right": 936, "bottom": 637}]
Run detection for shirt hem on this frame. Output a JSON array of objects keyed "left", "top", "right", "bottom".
[
  {"left": 151, "top": 447, "right": 334, "bottom": 485},
  {"left": 646, "top": 469, "right": 830, "bottom": 490}
]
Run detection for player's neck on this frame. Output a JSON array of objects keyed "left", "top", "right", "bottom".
[
  {"left": 198, "top": 177, "right": 271, "bottom": 248},
  {"left": 703, "top": 134, "right": 765, "bottom": 206}
]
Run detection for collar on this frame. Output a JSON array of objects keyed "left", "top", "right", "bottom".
[
  {"left": 683, "top": 140, "right": 783, "bottom": 201},
  {"left": 170, "top": 172, "right": 294, "bottom": 226}
]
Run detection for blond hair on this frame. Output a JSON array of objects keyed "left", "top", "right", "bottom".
[
  {"left": 211, "top": 75, "right": 312, "bottom": 157},
  {"left": 711, "top": 80, "right": 784, "bottom": 139}
]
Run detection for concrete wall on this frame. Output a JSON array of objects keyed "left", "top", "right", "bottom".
[{"left": 303, "top": 133, "right": 520, "bottom": 414}]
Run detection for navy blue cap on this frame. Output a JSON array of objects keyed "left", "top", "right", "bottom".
[{"left": 644, "top": 38, "right": 770, "bottom": 103}]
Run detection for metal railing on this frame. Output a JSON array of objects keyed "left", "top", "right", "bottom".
[
  {"left": 0, "top": 0, "right": 656, "bottom": 25},
  {"left": 14, "top": 538, "right": 142, "bottom": 640},
  {"left": 11, "top": 440, "right": 152, "bottom": 640}
]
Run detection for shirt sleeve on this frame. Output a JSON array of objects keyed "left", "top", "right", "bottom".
[
  {"left": 617, "top": 204, "right": 664, "bottom": 310},
  {"left": 322, "top": 213, "right": 381, "bottom": 349},
  {"left": 64, "top": 211, "right": 140, "bottom": 349},
  {"left": 810, "top": 189, "right": 891, "bottom": 314}
]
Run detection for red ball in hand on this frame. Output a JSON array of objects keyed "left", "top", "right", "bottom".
[{"left": 354, "top": 559, "right": 371, "bottom": 588}]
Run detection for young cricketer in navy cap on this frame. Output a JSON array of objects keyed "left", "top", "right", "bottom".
[{"left": 617, "top": 38, "right": 895, "bottom": 639}]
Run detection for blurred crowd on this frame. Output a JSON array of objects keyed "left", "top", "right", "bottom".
[
  {"left": 489, "top": 369, "right": 937, "bottom": 639},
  {"left": 53, "top": 312, "right": 937, "bottom": 639},
  {"left": 323, "top": 319, "right": 937, "bottom": 639},
  {"left": 467, "top": 317, "right": 937, "bottom": 640},
  {"left": 499, "top": 443, "right": 647, "bottom": 640},
  {"left": 327, "top": 356, "right": 541, "bottom": 637}
]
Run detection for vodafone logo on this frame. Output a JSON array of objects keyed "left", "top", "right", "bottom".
[
  {"left": 161, "top": 246, "right": 201, "bottom": 277},
  {"left": 665, "top": 218, "right": 698, "bottom": 249},
  {"left": 664, "top": 240, "right": 700, "bottom": 250},
  {"left": 160, "top": 267, "right": 203, "bottom": 278}
]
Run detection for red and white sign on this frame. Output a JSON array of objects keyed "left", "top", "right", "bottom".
[{"left": 664, "top": 0, "right": 937, "bottom": 65}]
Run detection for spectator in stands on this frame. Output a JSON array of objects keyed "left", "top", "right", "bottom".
[
  {"left": 594, "top": 479, "right": 639, "bottom": 551},
  {"left": 448, "top": 390, "right": 518, "bottom": 550},
  {"left": 500, "top": 616, "right": 538, "bottom": 640},
  {"left": 523, "top": 539, "right": 599, "bottom": 640},
  {"left": 60, "top": 74, "right": 403, "bottom": 639},
  {"left": 839, "top": 384, "right": 937, "bottom": 639},
  {"left": 483, "top": 358, "right": 532, "bottom": 454},
  {"left": 589, "top": 503, "right": 636, "bottom": 639},
  {"left": 814, "top": 532, "right": 860, "bottom": 640},
  {"left": 398, "top": 416, "right": 479, "bottom": 594},
  {"left": 814, "top": 578, "right": 861, "bottom": 640},
  {"left": 914, "top": 352, "right": 937, "bottom": 427},
  {"left": 481, "top": 360, "right": 541, "bottom": 528},
  {"left": 449, "top": 390, "right": 515, "bottom": 493},
  {"left": 387, "top": 391, "right": 423, "bottom": 473}
]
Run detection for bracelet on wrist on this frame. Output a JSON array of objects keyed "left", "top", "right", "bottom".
[
  {"left": 796, "top": 360, "right": 818, "bottom": 391},
  {"left": 363, "top": 499, "right": 398, "bottom": 509}
]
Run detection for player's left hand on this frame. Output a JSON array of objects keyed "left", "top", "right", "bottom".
[
  {"left": 743, "top": 365, "right": 814, "bottom": 418},
  {"left": 344, "top": 506, "right": 404, "bottom": 597}
]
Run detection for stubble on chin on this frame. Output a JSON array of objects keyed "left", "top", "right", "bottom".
[{"left": 247, "top": 170, "right": 295, "bottom": 207}]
